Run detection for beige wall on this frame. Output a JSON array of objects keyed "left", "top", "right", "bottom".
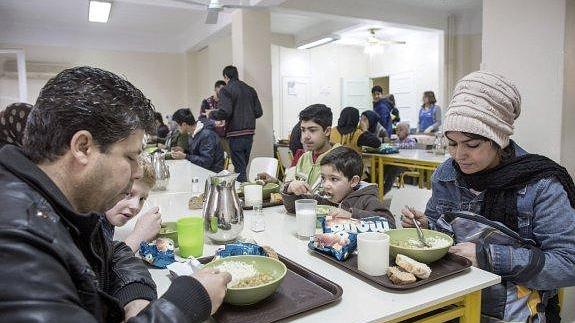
[
  {"left": 0, "top": 43, "right": 187, "bottom": 119},
  {"left": 561, "top": 0, "right": 575, "bottom": 177},
  {"left": 483, "top": 0, "right": 566, "bottom": 162},
  {"left": 453, "top": 34, "right": 481, "bottom": 83}
]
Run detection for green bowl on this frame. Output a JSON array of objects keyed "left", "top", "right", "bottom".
[
  {"left": 204, "top": 255, "right": 287, "bottom": 306},
  {"left": 237, "top": 182, "right": 280, "bottom": 200},
  {"left": 386, "top": 228, "right": 453, "bottom": 264},
  {"left": 157, "top": 222, "right": 178, "bottom": 247}
]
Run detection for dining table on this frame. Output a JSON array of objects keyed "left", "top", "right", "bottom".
[
  {"left": 115, "top": 160, "right": 500, "bottom": 323},
  {"left": 363, "top": 149, "right": 450, "bottom": 197}
]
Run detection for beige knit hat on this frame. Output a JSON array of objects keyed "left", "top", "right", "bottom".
[{"left": 443, "top": 71, "right": 521, "bottom": 148}]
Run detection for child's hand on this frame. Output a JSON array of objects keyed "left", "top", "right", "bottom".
[
  {"left": 132, "top": 207, "right": 162, "bottom": 243},
  {"left": 287, "top": 180, "right": 310, "bottom": 195},
  {"left": 329, "top": 208, "right": 352, "bottom": 219}
]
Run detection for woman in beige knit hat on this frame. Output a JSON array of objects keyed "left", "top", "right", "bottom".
[{"left": 402, "top": 71, "right": 575, "bottom": 322}]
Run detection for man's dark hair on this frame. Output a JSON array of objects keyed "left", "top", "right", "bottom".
[
  {"left": 214, "top": 80, "right": 226, "bottom": 88},
  {"left": 299, "top": 104, "right": 332, "bottom": 130},
  {"left": 371, "top": 85, "right": 383, "bottom": 95},
  {"left": 172, "top": 108, "right": 196, "bottom": 126},
  {"left": 320, "top": 146, "right": 363, "bottom": 180},
  {"left": 222, "top": 66, "right": 239, "bottom": 80},
  {"left": 23, "top": 66, "right": 156, "bottom": 163},
  {"left": 154, "top": 112, "right": 164, "bottom": 124}
]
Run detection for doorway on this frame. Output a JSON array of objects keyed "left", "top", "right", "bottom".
[{"left": 371, "top": 76, "right": 389, "bottom": 95}]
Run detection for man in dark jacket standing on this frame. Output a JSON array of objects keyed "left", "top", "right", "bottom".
[
  {"left": 210, "top": 65, "right": 263, "bottom": 182},
  {"left": 170, "top": 109, "right": 224, "bottom": 172},
  {"left": 0, "top": 66, "right": 230, "bottom": 323}
]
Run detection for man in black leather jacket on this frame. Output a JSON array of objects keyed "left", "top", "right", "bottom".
[
  {"left": 210, "top": 65, "right": 263, "bottom": 182},
  {"left": 0, "top": 66, "right": 230, "bottom": 322}
]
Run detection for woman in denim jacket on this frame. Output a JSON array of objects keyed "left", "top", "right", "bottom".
[{"left": 402, "top": 71, "right": 575, "bottom": 322}]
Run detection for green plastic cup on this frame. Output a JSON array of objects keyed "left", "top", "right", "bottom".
[{"left": 177, "top": 217, "right": 204, "bottom": 258}]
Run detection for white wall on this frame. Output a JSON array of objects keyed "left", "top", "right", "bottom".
[
  {"left": 271, "top": 43, "right": 369, "bottom": 138},
  {"left": 0, "top": 43, "right": 187, "bottom": 118},
  {"left": 482, "top": 0, "right": 566, "bottom": 162},
  {"left": 368, "top": 31, "right": 443, "bottom": 128}
]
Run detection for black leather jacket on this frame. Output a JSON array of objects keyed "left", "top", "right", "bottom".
[
  {"left": 211, "top": 78, "right": 263, "bottom": 137},
  {"left": 0, "top": 146, "right": 212, "bottom": 322}
]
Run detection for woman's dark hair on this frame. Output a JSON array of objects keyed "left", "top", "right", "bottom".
[
  {"left": 222, "top": 65, "right": 239, "bottom": 80},
  {"left": 371, "top": 85, "right": 383, "bottom": 95},
  {"left": 214, "top": 80, "right": 226, "bottom": 88},
  {"left": 23, "top": 66, "right": 156, "bottom": 163},
  {"left": 388, "top": 94, "right": 396, "bottom": 106},
  {"left": 320, "top": 146, "right": 363, "bottom": 180},
  {"left": 423, "top": 91, "right": 437, "bottom": 105},
  {"left": 299, "top": 104, "right": 332, "bottom": 130},
  {"left": 154, "top": 112, "right": 164, "bottom": 124},
  {"left": 172, "top": 108, "right": 196, "bottom": 126},
  {"left": 337, "top": 107, "right": 359, "bottom": 135},
  {"left": 361, "top": 110, "right": 380, "bottom": 134},
  {"left": 446, "top": 131, "right": 515, "bottom": 161}
]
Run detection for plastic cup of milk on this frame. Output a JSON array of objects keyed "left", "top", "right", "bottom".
[{"left": 295, "top": 199, "right": 317, "bottom": 238}]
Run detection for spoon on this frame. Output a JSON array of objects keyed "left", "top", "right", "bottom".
[{"left": 405, "top": 206, "right": 432, "bottom": 248}]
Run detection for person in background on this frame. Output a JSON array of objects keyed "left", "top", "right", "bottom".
[
  {"left": 288, "top": 121, "right": 303, "bottom": 156},
  {"left": 0, "top": 102, "right": 32, "bottom": 149},
  {"left": 372, "top": 86, "right": 393, "bottom": 137},
  {"left": 0, "top": 66, "right": 230, "bottom": 322},
  {"left": 402, "top": 71, "right": 575, "bottom": 322},
  {"left": 331, "top": 106, "right": 380, "bottom": 153},
  {"left": 394, "top": 122, "right": 416, "bottom": 149},
  {"left": 281, "top": 104, "right": 340, "bottom": 213},
  {"left": 155, "top": 112, "right": 169, "bottom": 141},
  {"left": 418, "top": 91, "right": 442, "bottom": 133},
  {"left": 170, "top": 108, "right": 194, "bottom": 154},
  {"left": 360, "top": 110, "right": 388, "bottom": 143},
  {"left": 388, "top": 94, "right": 400, "bottom": 127},
  {"left": 103, "top": 159, "right": 161, "bottom": 253},
  {"left": 210, "top": 65, "right": 263, "bottom": 182},
  {"left": 199, "top": 80, "right": 229, "bottom": 154},
  {"left": 171, "top": 110, "right": 224, "bottom": 173},
  {"left": 316, "top": 146, "right": 395, "bottom": 225}
]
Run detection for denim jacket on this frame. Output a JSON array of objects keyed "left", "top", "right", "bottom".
[{"left": 426, "top": 143, "right": 575, "bottom": 321}]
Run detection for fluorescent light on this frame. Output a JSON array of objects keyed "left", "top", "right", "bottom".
[
  {"left": 89, "top": 1, "right": 111, "bottom": 23},
  {"left": 297, "top": 35, "right": 340, "bottom": 50}
]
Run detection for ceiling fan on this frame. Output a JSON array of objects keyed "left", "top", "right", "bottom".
[
  {"left": 366, "top": 28, "right": 406, "bottom": 45},
  {"left": 173, "top": 0, "right": 268, "bottom": 24}
]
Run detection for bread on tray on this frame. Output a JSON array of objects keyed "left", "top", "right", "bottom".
[
  {"left": 387, "top": 266, "right": 417, "bottom": 285},
  {"left": 395, "top": 254, "right": 432, "bottom": 279}
]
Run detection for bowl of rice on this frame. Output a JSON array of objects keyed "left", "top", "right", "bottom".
[
  {"left": 386, "top": 228, "right": 453, "bottom": 264},
  {"left": 204, "top": 255, "right": 287, "bottom": 305}
]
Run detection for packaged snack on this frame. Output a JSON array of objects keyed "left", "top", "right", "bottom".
[
  {"left": 309, "top": 232, "right": 355, "bottom": 261},
  {"left": 215, "top": 242, "right": 267, "bottom": 258},
  {"left": 309, "top": 216, "right": 390, "bottom": 261},
  {"left": 322, "top": 215, "right": 390, "bottom": 234},
  {"left": 139, "top": 237, "right": 176, "bottom": 268}
]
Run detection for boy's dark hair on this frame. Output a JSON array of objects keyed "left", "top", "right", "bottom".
[
  {"left": 214, "top": 80, "right": 226, "bottom": 88},
  {"left": 23, "top": 66, "right": 156, "bottom": 163},
  {"left": 423, "top": 91, "right": 437, "bottom": 104},
  {"left": 172, "top": 108, "right": 196, "bottom": 126},
  {"left": 371, "top": 85, "right": 383, "bottom": 95},
  {"left": 320, "top": 146, "right": 363, "bottom": 180},
  {"left": 299, "top": 104, "right": 332, "bottom": 130},
  {"left": 222, "top": 66, "right": 239, "bottom": 80}
]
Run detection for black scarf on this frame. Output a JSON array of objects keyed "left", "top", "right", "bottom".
[{"left": 454, "top": 148, "right": 575, "bottom": 232}]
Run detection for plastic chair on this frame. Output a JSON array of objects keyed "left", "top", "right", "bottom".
[
  {"left": 248, "top": 157, "right": 279, "bottom": 182},
  {"left": 389, "top": 186, "right": 432, "bottom": 228}
]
